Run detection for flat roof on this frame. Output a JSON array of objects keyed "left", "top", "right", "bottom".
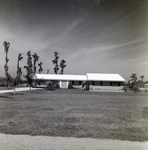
[
  {"left": 86, "top": 73, "right": 126, "bottom": 82},
  {"left": 34, "top": 74, "right": 87, "bottom": 81}
]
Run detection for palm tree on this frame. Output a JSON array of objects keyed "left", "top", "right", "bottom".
[
  {"left": 52, "top": 52, "right": 59, "bottom": 74},
  {"left": 24, "top": 50, "right": 33, "bottom": 89},
  {"left": 140, "top": 75, "right": 144, "bottom": 88},
  {"left": 47, "top": 69, "right": 49, "bottom": 74},
  {"left": 38, "top": 62, "right": 43, "bottom": 74},
  {"left": 130, "top": 73, "right": 138, "bottom": 92},
  {"left": 59, "top": 59, "right": 67, "bottom": 74},
  {"left": 32, "top": 53, "right": 39, "bottom": 75},
  {"left": 3, "top": 41, "right": 10, "bottom": 88},
  {"left": 16, "top": 53, "right": 23, "bottom": 86},
  {"left": 140, "top": 75, "right": 144, "bottom": 81}
]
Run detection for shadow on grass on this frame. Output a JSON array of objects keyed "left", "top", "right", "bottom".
[{"left": 0, "top": 95, "right": 10, "bottom": 98}]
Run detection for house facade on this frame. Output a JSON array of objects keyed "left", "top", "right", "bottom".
[
  {"left": 33, "top": 73, "right": 126, "bottom": 92},
  {"left": 86, "top": 73, "right": 125, "bottom": 92}
]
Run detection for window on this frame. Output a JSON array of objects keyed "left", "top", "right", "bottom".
[
  {"left": 102, "top": 81, "right": 110, "bottom": 86},
  {"left": 94, "top": 81, "right": 101, "bottom": 85},
  {"left": 89, "top": 81, "right": 94, "bottom": 85},
  {"left": 112, "top": 82, "right": 118, "bottom": 86},
  {"left": 72, "top": 81, "right": 81, "bottom": 85}
]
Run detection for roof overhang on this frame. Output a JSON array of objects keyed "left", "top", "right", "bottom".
[
  {"left": 33, "top": 74, "right": 87, "bottom": 81},
  {"left": 33, "top": 73, "right": 126, "bottom": 82},
  {"left": 86, "top": 73, "right": 126, "bottom": 82}
]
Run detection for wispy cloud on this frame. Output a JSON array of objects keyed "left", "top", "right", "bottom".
[
  {"left": 46, "top": 18, "right": 84, "bottom": 48},
  {"left": 0, "top": 0, "right": 147, "bottom": 80}
]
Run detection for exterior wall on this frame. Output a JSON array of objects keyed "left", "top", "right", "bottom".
[
  {"left": 89, "top": 85, "right": 124, "bottom": 92},
  {"left": 59, "top": 81, "right": 69, "bottom": 89},
  {"left": 89, "top": 81, "right": 124, "bottom": 92}
]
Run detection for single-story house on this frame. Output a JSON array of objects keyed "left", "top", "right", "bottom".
[
  {"left": 33, "top": 73, "right": 126, "bottom": 92},
  {"left": 86, "top": 73, "right": 126, "bottom": 92},
  {"left": 33, "top": 74, "right": 87, "bottom": 89}
]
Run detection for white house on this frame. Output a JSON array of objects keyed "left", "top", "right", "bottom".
[
  {"left": 86, "top": 73, "right": 126, "bottom": 92},
  {"left": 33, "top": 74, "right": 87, "bottom": 89},
  {"left": 33, "top": 73, "right": 126, "bottom": 92}
]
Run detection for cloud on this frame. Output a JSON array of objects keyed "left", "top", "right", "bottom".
[
  {"left": 66, "top": 39, "right": 142, "bottom": 58},
  {"left": 47, "top": 18, "right": 84, "bottom": 48},
  {"left": 0, "top": 0, "right": 148, "bottom": 80}
]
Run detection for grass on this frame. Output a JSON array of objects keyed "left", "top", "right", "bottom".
[{"left": 0, "top": 89, "right": 148, "bottom": 141}]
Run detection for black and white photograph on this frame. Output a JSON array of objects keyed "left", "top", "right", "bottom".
[{"left": 0, "top": 0, "right": 148, "bottom": 149}]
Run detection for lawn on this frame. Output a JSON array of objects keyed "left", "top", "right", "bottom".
[{"left": 0, "top": 89, "right": 148, "bottom": 141}]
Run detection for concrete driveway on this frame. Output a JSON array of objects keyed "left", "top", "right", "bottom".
[{"left": 0, "top": 134, "right": 148, "bottom": 150}]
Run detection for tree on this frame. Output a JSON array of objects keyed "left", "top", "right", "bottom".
[
  {"left": 140, "top": 75, "right": 144, "bottom": 88},
  {"left": 0, "top": 77, "right": 5, "bottom": 86},
  {"left": 3, "top": 41, "right": 11, "bottom": 88},
  {"left": 130, "top": 73, "right": 138, "bottom": 92},
  {"left": 52, "top": 52, "right": 59, "bottom": 74},
  {"left": 38, "top": 62, "right": 43, "bottom": 74},
  {"left": 59, "top": 59, "right": 67, "bottom": 74},
  {"left": 16, "top": 53, "right": 23, "bottom": 86},
  {"left": 140, "top": 75, "right": 144, "bottom": 81},
  {"left": 32, "top": 53, "right": 39, "bottom": 75},
  {"left": 24, "top": 50, "right": 33, "bottom": 89},
  {"left": 127, "top": 79, "right": 131, "bottom": 86},
  {"left": 46, "top": 69, "right": 49, "bottom": 74}
]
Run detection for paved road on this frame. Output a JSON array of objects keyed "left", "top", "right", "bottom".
[
  {"left": 0, "top": 134, "right": 148, "bottom": 150},
  {"left": 0, "top": 87, "right": 39, "bottom": 93}
]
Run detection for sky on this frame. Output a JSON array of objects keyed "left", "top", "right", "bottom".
[{"left": 0, "top": 0, "right": 148, "bottom": 81}]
